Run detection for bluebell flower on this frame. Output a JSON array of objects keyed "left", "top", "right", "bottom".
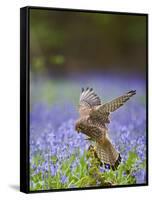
[{"left": 61, "top": 175, "right": 68, "bottom": 184}]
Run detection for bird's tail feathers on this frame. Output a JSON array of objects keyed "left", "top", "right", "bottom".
[{"left": 95, "top": 139, "right": 121, "bottom": 170}]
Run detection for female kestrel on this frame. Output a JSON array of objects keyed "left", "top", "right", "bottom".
[{"left": 75, "top": 87, "right": 136, "bottom": 169}]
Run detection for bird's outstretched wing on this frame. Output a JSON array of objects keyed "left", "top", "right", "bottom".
[
  {"left": 79, "top": 87, "right": 101, "bottom": 117},
  {"left": 90, "top": 90, "right": 136, "bottom": 125},
  {"left": 80, "top": 87, "right": 101, "bottom": 107}
]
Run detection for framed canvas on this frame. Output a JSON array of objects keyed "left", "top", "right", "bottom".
[{"left": 20, "top": 6, "right": 148, "bottom": 193}]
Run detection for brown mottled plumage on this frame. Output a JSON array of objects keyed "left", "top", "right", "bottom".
[{"left": 75, "top": 87, "right": 136, "bottom": 169}]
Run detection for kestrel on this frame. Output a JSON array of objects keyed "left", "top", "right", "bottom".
[{"left": 75, "top": 87, "right": 136, "bottom": 169}]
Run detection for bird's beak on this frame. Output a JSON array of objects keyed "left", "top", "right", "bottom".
[{"left": 76, "top": 128, "right": 80, "bottom": 133}]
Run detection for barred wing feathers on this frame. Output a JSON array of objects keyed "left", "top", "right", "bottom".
[{"left": 90, "top": 90, "right": 136, "bottom": 125}]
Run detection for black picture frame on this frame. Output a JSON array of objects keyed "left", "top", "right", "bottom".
[{"left": 20, "top": 6, "right": 148, "bottom": 193}]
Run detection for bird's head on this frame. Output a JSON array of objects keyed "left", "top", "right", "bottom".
[{"left": 75, "top": 117, "right": 88, "bottom": 134}]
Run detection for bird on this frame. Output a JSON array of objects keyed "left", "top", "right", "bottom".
[{"left": 75, "top": 87, "right": 136, "bottom": 170}]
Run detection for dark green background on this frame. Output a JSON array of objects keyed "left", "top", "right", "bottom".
[{"left": 30, "top": 9, "right": 146, "bottom": 77}]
